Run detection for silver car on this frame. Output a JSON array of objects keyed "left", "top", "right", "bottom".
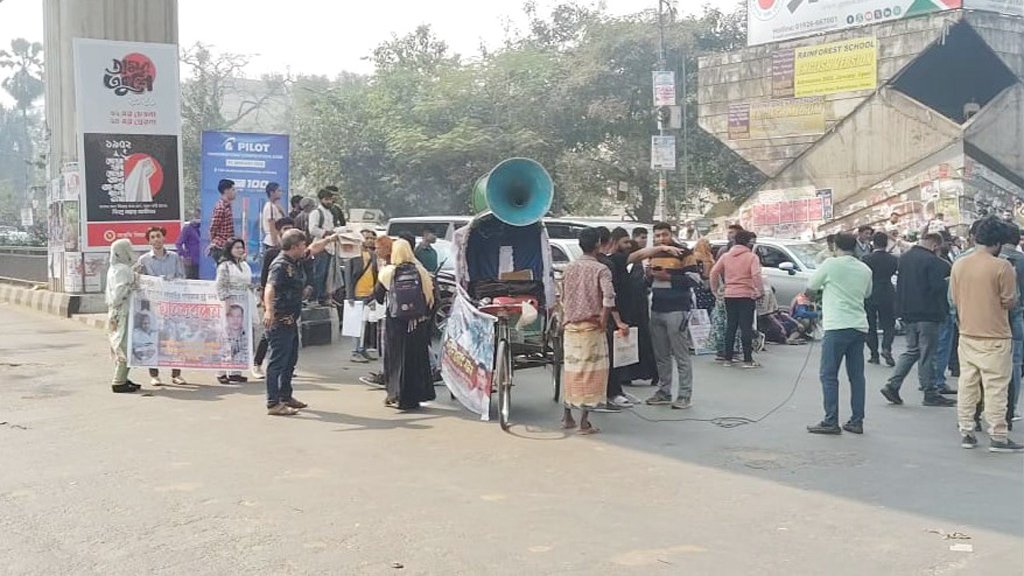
[{"left": 710, "top": 238, "right": 825, "bottom": 307}]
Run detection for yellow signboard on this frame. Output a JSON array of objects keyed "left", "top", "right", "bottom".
[
  {"left": 729, "top": 97, "right": 826, "bottom": 140},
  {"left": 794, "top": 37, "right": 877, "bottom": 98}
]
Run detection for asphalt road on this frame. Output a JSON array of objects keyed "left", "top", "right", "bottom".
[{"left": 1, "top": 303, "right": 1021, "bottom": 575}]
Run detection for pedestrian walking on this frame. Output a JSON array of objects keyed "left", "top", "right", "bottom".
[
  {"left": 881, "top": 233, "right": 957, "bottom": 407},
  {"left": 175, "top": 209, "right": 202, "bottom": 279},
  {"left": 709, "top": 230, "right": 763, "bottom": 368},
  {"left": 950, "top": 216, "right": 1023, "bottom": 452},
  {"left": 375, "top": 239, "right": 436, "bottom": 410},
  {"left": 861, "top": 231, "right": 897, "bottom": 366},
  {"left": 629, "top": 222, "right": 700, "bottom": 409},
  {"left": 106, "top": 239, "right": 140, "bottom": 394},
  {"left": 560, "top": 228, "right": 626, "bottom": 434},
  {"left": 215, "top": 238, "right": 254, "bottom": 384},
  {"left": 207, "top": 179, "right": 236, "bottom": 264},
  {"left": 806, "top": 232, "right": 872, "bottom": 435},
  {"left": 138, "top": 226, "right": 187, "bottom": 386}
]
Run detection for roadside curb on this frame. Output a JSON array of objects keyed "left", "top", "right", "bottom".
[
  {"left": 0, "top": 283, "right": 75, "bottom": 318},
  {"left": 74, "top": 313, "right": 108, "bottom": 330}
]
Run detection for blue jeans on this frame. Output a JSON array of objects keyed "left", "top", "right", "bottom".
[
  {"left": 266, "top": 322, "right": 299, "bottom": 408},
  {"left": 1010, "top": 311, "right": 1023, "bottom": 420},
  {"left": 933, "top": 314, "right": 956, "bottom": 390},
  {"left": 820, "top": 329, "right": 866, "bottom": 426},
  {"left": 312, "top": 254, "right": 331, "bottom": 301}
]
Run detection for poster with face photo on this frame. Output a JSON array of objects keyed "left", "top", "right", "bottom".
[{"left": 127, "top": 275, "right": 253, "bottom": 370}]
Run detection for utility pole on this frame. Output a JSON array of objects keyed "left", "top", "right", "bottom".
[{"left": 655, "top": 0, "right": 668, "bottom": 222}]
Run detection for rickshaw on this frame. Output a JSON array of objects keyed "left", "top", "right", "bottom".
[{"left": 443, "top": 158, "right": 563, "bottom": 430}]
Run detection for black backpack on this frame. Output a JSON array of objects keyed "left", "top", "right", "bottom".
[{"left": 389, "top": 263, "right": 429, "bottom": 320}]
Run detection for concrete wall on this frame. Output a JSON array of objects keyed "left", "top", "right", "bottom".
[
  {"left": 698, "top": 11, "right": 961, "bottom": 177},
  {"left": 966, "top": 83, "right": 1024, "bottom": 179}
]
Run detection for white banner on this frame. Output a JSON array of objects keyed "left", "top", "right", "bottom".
[
  {"left": 441, "top": 294, "right": 495, "bottom": 420},
  {"left": 747, "top": 0, "right": 961, "bottom": 46},
  {"left": 128, "top": 276, "right": 254, "bottom": 371},
  {"left": 651, "top": 136, "right": 677, "bottom": 171},
  {"left": 652, "top": 71, "right": 676, "bottom": 106},
  {"left": 612, "top": 327, "right": 640, "bottom": 368}
]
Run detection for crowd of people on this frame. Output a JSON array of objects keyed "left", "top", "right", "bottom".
[{"left": 101, "top": 182, "right": 1024, "bottom": 451}]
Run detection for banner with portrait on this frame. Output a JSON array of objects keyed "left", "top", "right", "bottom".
[
  {"left": 440, "top": 293, "right": 496, "bottom": 420},
  {"left": 127, "top": 276, "right": 254, "bottom": 370}
]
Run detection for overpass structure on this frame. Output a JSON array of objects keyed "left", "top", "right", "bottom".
[{"left": 698, "top": 2, "right": 1023, "bottom": 239}]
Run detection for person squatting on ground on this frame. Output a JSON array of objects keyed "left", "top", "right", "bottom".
[
  {"left": 629, "top": 222, "right": 700, "bottom": 409},
  {"left": 950, "top": 216, "right": 1023, "bottom": 452},
  {"left": 560, "top": 228, "right": 626, "bottom": 435},
  {"left": 709, "top": 230, "right": 763, "bottom": 369},
  {"left": 806, "top": 232, "right": 873, "bottom": 435},
  {"left": 107, "top": 239, "right": 141, "bottom": 394},
  {"left": 138, "top": 226, "right": 187, "bottom": 386},
  {"left": 880, "top": 233, "right": 957, "bottom": 407}
]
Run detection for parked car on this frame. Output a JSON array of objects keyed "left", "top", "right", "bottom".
[
  {"left": 707, "top": 238, "right": 825, "bottom": 307},
  {"left": 386, "top": 216, "right": 471, "bottom": 241}
]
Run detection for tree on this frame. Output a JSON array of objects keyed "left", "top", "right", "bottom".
[
  {"left": 179, "top": 43, "right": 288, "bottom": 210},
  {"left": 0, "top": 38, "right": 45, "bottom": 201}
]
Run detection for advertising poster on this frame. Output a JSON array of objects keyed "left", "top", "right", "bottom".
[
  {"left": 127, "top": 275, "right": 254, "bottom": 370},
  {"left": 728, "top": 104, "right": 751, "bottom": 140},
  {"left": 73, "top": 39, "right": 182, "bottom": 250},
  {"left": 441, "top": 294, "right": 495, "bottom": 421},
  {"left": 793, "top": 37, "right": 878, "bottom": 98},
  {"left": 64, "top": 252, "right": 84, "bottom": 293},
  {"left": 689, "top": 309, "right": 715, "bottom": 356},
  {"left": 729, "top": 98, "right": 825, "bottom": 140},
  {"left": 772, "top": 50, "right": 796, "bottom": 98},
  {"left": 83, "top": 253, "right": 107, "bottom": 293},
  {"left": 650, "top": 135, "right": 677, "bottom": 170},
  {"left": 199, "top": 131, "right": 290, "bottom": 280},
  {"left": 652, "top": 71, "right": 676, "bottom": 106},
  {"left": 748, "top": 0, "right": 961, "bottom": 46}
]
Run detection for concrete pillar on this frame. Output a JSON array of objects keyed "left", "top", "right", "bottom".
[{"left": 44, "top": 0, "right": 178, "bottom": 181}]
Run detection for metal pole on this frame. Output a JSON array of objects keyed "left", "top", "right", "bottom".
[
  {"left": 682, "top": 58, "right": 688, "bottom": 214},
  {"left": 656, "top": 0, "right": 667, "bottom": 222}
]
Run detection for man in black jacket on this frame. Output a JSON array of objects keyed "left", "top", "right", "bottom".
[
  {"left": 862, "top": 232, "right": 898, "bottom": 366},
  {"left": 881, "top": 233, "right": 956, "bottom": 407}
]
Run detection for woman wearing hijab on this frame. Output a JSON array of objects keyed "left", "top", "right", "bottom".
[
  {"left": 374, "top": 239, "right": 436, "bottom": 410},
  {"left": 215, "top": 237, "right": 255, "bottom": 384},
  {"left": 107, "top": 239, "right": 140, "bottom": 393}
]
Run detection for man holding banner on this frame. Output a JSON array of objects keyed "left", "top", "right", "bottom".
[{"left": 138, "top": 226, "right": 187, "bottom": 386}]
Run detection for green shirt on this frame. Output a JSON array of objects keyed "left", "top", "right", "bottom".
[{"left": 807, "top": 254, "right": 873, "bottom": 333}]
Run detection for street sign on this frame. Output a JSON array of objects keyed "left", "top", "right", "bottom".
[
  {"left": 651, "top": 136, "right": 677, "bottom": 171},
  {"left": 653, "top": 71, "right": 676, "bottom": 106}
]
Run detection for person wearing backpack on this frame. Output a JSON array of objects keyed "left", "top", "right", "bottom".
[
  {"left": 373, "top": 239, "right": 436, "bottom": 410},
  {"left": 309, "top": 188, "right": 338, "bottom": 305}
]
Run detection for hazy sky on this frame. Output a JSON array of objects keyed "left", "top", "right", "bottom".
[{"left": 0, "top": 0, "right": 738, "bottom": 104}]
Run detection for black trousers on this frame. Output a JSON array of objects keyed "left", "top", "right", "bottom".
[
  {"left": 724, "top": 297, "right": 756, "bottom": 362},
  {"left": 606, "top": 325, "right": 625, "bottom": 400},
  {"left": 864, "top": 297, "right": 895, "bottom": 356}
]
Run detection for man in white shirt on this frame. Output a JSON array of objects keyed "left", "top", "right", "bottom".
[
  {"left": 261, "top": 182, "right": 286, "bottom": 249},
  {"left": 309, "top": 187, "right": 337, "bottom": 304}
]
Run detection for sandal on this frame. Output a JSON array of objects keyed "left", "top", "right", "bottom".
[
  {"left": 216, "top": 375, "right": 231, "bottom": 384},
  {"left": 384, "top": 398, "right": 399, "bottom": 408},
  {"left": 578, "top": 425, "right": 600, "bottom": 436}
]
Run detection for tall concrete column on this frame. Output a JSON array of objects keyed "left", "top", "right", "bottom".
[
  {"left": 42, "top": 0, "right": 177, "bottom": 296},
  {"left": 44, "top": 0, "right": 178, "bottom": 181}
]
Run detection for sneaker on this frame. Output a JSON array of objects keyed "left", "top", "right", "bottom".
[
  {"left": 741, "top": 361, "right": 761, "bottom": 369},
  {"left": 670, "top": 398, "right": 692, "bottom": 410},
  {"left": 719, "top": 359, "right": 735, "bottom": 367},
  {"left": 1013, "top": 415, "right": 1022, "bottom": 422},
  {"left": 988, "top": 438, "right": 1024, "bottom": 453},
  {"left": 216, "top": 375, "right": 231, "bottom": 385},
  {"left": 923, "top": 394, "right": 956, "bottom": 407},
  {"left": 592, "top": 403, "right": 622, "bottom": 413},
  {"left": 807, "top": 422, "right": 842, "bottom": 435},
  {"left": 351, "top": 353, "right": 369, "bottom": 364},
  {"left": 961, "top": 434, "right": 978, "bottom": 449},
  {"left": 881, "top": 352, "right": 896, "bottom": 367},
  {"left": 880, "top": 386, "right": 903, "bottom": 405},
  {"left": 228, "top": 374, "right": 248, "bottom": 383},
  {"left": 610, "top": 395, "right": 634, "bottom": 408},
  {"left": 360, "top": 350, "right": 378, "bottom": 361},
  {"left": 267, "top": 403, "right": 299, "bottom": 416},
  {"left": 867, "top": 356, "right": 880, "bottom": 365},
  {"left": 251, "top": 365, "right": 265, "bottom": 379},
  {"left": 150, "top": 377, "right": 164, "bottom": 387},
  {"left": 171, "top": 376, "right": 188, "bottom": 385},
  {"left": 622, "top": 392, "right": 643, "bottom": 404},
  {"left": 842, "top": 421, "right": 863, "bottom": 435},
  {"left": 645, "top": 393, "right": 672, "bottom": 406},
  {"left": 284, "top": 398, "right": 308, "bottom": 410},
  {"left": 938, "top": 386, "right": 958, "bottom": 395},
  {"left": 359, "top": 373, "right": 386, "bottom": 388},
  {"left": 111, "top": 383, "right": 137, "bottom": 394}
]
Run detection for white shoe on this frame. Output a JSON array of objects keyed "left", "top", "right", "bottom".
[
  {"left": 1013, "top": 415, "right": 1022, "bottom": 422},
  {"left": 150, "top": 377, "right": 163, "bottom": 387},
  {"left": 251, "top": 365, "right": 265, "bottom": 379},
  {"left": 171, "top": 376, "right": 188, "bottom": 385},
  {"left": 623, "top": 392, "right": 642, "bottom": 404},
  {"left": 611, "top": 395, "right": 634, "bottom": 408}
]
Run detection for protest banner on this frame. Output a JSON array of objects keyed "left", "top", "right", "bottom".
[
  {"left": 612, "top": 327, "right": 640, "bottom": 368},
  {"left": 689, "top": 309, "right": 715, "bottom": 355},
  {"left": 440, "top": 293, "right": 495, "bottom": 420},
  {"left": 128, "top": 276, "right": 254, "bottom": 370}
]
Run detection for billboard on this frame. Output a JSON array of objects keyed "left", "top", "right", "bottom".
[
  {"left": 728, "top": 97, "right": 826, "bottom": 140},
  {"left": 199, "top": 131, "right": 290, "bottom": 280},
  {"left": 73, "top": 39, "right": 182, "bottom": 249},
  {"left": 747, "top": 0, "right": 962, "bottom": 46},
  {"left": 772, "top": 37, "right": 878, "bottom": 98},
  {"left": 965, "top": 0, "right": 1023, "bottom": 16}
]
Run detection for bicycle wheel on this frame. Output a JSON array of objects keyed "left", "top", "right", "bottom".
[
  {"left": 551, "top": 331, "right": 563, "bottom": 402},
  {"left": 495, "top": 339, "right": 511, "bottom": 430}
]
